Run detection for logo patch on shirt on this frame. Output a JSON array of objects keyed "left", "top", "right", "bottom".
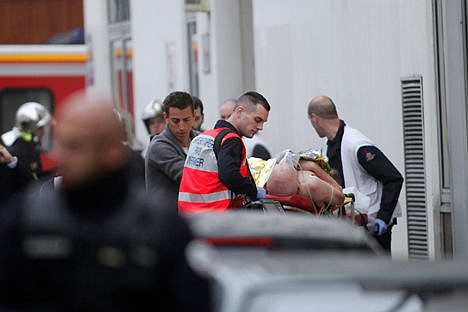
[{"left": 364, "top": 150, "right": 375, "bottom": 162}]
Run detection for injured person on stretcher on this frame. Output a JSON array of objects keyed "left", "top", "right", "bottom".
[
  {"left": 265, "top": 160, "right": 345, "bottom": 210},
  {"left": 248, "top": 149, "right": 346, "bottom": 212}
]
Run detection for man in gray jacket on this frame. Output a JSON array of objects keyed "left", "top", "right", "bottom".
[{"left": 145, "top": 91, "right": 198, "bottom": 207}]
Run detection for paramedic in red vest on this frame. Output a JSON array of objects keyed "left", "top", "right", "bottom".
[
  {"left": 307, "top": 95, "right": 404, "bottom": 252},
  {"left": 179, "top": 91, "right": 270, "bottom": 212}
]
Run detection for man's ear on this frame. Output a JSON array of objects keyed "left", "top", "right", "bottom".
[
  {"left": 163, "top": 111, "right": 168, "bottom": 122},
  {"left": 310, "top": 113, "right": 320, "bottom": 124},
  {"left": 236, "top": 105, "right": 245, "bottom": 115}
]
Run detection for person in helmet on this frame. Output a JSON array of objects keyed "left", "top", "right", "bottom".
[
  {"left": 142, "top": 99, "right": 166, "bottom": 139},
  {"left": 1, "top": 102, "right": 53, "bottom": 181}
]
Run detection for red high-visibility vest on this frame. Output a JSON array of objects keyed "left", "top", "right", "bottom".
[{"left": 178, "top": 127, "right": 250, "bottom": 213}]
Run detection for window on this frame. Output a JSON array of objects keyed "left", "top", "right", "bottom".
[
  {"left": 108, "top": 0, "right": 130, "bottom": 24},
  {"left": 110, "top": 39, "right": 133, "bottom": 114},
  {"left": 185, "top": 0, "right": 210, "bottom": 12}
]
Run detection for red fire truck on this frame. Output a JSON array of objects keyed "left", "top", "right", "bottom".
[{"left": 0, "top": 45, "right": 87, "bottom": 170}]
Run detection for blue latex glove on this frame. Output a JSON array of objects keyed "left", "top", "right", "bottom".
[
  {"left": 371, "top": 218, "right": 387, "bottom": 236},
  {"left": 256, "top": 186, "right": 266, "bottom": 200}
]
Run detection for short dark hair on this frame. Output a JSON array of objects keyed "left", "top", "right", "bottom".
[
  {"left": 192, "top": 96, "right": 204, "bottom": 115},
  {"left": 307, "top": 96, "right": 338, "bottom": 119},
  {"left": 162, "top": 91, "right": 194, "bottom": 115},
  {"left": 237, "top": 91, "right": 271, "bottom": 112}
]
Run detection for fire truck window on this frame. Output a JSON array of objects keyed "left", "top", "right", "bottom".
[
  {"left": 108, "top": 0, "right": 130, "bottom": 23},
  {"left": 0, "top": 88, "right": 54, "bottom": 151}
]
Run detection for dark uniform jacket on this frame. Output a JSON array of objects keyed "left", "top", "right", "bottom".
[
  {"left": 0, "top": 135, "right": 35, "bottom": 201},
  {"left": 7, "top": 136, "right": 44, "bottom": 181},
  {"left": 0, "top": 160, "right": 33, "bottom": 202},
  {"left": 0, "top": 166, "right": 211, "bottom": 312},
  {"left": 214, "top": 120, "right": 258, "bottom": 199}
]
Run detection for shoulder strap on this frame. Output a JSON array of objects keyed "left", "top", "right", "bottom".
[{"left": 213, "top": 128, "right": 235, "bottom": 160}]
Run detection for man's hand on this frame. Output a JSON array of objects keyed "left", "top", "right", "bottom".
[
  {"left": 256, "top": 186, "right": 266, "bottom": 200},
  {"left": 0, "top": 144, "right": 16, "bottom": 164},
  {"left": 370, "top": 218, "right": 387, "bottom": 236}
]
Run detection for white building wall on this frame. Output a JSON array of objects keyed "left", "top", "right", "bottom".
[
  {"left": 252, "top": 0, "right": 440, "bottom": 258},
  {"left": 131, "top": 0, "right": 189, "bottom": 143},
  {"left": 198, "top": 0, "right": 248, "bottom": 130},
  {"left": 130, "top": 0, "right": 249, "bottom": 140},
  {"left": 193, "top": 11, "right": 218, "bottom": 129},
  {"left": 399, "top": 0, "right": 440, "bottom": 259},
  {"left": 83, "top": 0, "right": 111, "bottom": 96}
]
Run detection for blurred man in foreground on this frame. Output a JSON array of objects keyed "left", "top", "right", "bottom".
[{"left": 0, "top": 91, "right": 211, "bottom": 311}]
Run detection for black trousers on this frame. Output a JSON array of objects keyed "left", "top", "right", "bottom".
[{"left": 373, "top": 218, "right": 397, "bottom": 253}]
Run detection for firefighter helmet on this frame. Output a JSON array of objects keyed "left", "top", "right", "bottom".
[
  {"left": 141, "top": 99, "right": 164, "bottom": 135},
  {"left": 15, "top": 102, "right": 52, "bottom": 132},
  {"left": 141, "top": 99, "right": 163, "bottom": 121}
]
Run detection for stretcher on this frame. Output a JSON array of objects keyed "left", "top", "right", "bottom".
[
  {"left": 246, "top": 150, "right": 370, "bottom": 227},
  {"left": 246, "top": 192, "right": 369, "bottom": 227}
]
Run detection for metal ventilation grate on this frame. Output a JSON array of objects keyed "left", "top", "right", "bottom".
[{"left": 401, "top": 76, "right": 428, "bottom": 260}]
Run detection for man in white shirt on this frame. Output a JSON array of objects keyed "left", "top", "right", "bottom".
[{"left": 307, "top": 95, "right": 403, "bottom": 252}]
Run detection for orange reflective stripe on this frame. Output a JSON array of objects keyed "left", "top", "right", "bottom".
[
  {"left": 0, "top": 53, "right": 87, "bottom": 63},
  {"left": 179, "top": 190, "right": 231, "bottom": 203}
]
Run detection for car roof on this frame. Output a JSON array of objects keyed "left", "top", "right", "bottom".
[
  {"left": 203, "top": 252, "right": 468, "bottom": 288},
  {"left": 188, "top": 245, "right": 468, "bottom": 312},
  {"left": 182, "top": 210, "right": 380, "bottom": 252}
]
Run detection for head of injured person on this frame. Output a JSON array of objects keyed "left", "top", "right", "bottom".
[{"left": 266, "top": 163, "right": 299, "bottom": 196}]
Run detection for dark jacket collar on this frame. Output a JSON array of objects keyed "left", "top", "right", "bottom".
[
  {"left": 214, "top": 120, "right": 241, "bottom": 136},
  {"left": 61, "top": 165, "right": 131, "bottom": 218},
  {"left": 327, "top": 119, "right": 346, "bottom": 146}
]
